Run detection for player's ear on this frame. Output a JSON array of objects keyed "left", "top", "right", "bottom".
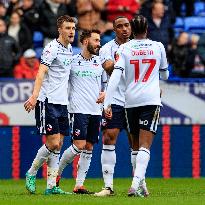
[
  {"left": 58, "top": 27, "right": 61, "bottom": 35},
  {"left": 84, "top": 39, "right": 88, "bottom": 45}
]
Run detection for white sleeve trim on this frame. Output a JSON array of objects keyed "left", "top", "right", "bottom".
[{"left": 160, "top": 69, "right": 169, "bottom": 80}]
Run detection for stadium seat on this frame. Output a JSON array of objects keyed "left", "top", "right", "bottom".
[
  {"left": 184, "top": 16, "right": 205, "bottom": 34},
  {"left": 194, "top": 2, "right": 205, "bottom": 16},
  {"left": 173, "top": 17, "right": 184, "bottom": 36},
  {"left": 33, "top": 31, "right": 44, "bottom": 48},
  {"left": 35, "top": 47, "right": 43, "bottom": 59}
]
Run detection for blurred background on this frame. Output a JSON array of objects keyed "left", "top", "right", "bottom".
[{"left": 0, "top": 0, "right": 205, "bottom": 180}]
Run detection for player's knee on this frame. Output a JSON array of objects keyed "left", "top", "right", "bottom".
[
  {"left": 103, "top": 129, "right": 119, "bottom": 145},
  {"left": 85, "top": 142, "right": 93, "bottom": 151},
  {"left": 103, "top": 135, "right": 116, "bottom": 145},
  {"left": 73, "top": 140, "right": 86, "bottom": 150},
  {"left": 139, "top": 143, "right": 151, "bottom": 150},
  {"left": 47, "top": 142, "right": 60, "bottom": 151}
]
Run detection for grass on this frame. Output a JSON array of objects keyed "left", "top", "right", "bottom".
[{"left": 0, "top": 178, "right": 205, "bottom": 205}]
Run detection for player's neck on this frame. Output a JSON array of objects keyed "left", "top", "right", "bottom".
[
  {"left": 134, "top": 34, "right": 147, "bottom": 40},
  {"left": 57, "top": 36, "right": 69, "bottom": 47},
  {"left": 115, "top": 37, "right": 129, "bottom": 45},
  {"left": 81, "top": 49, "right": 93, "bottom": 60}
]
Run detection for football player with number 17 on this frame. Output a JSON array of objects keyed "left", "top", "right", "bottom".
[{"left": 104, "top": 15, "right": 169, "bottom": 197}]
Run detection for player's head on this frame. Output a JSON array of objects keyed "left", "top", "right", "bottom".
[
  {"left": 113, "top": 16, "right": 131, "bottom": 41},
  {"left": 130, "top": 15, "right": 148, "bottom": 38},
  {"left": 80, "top": 30, "right": 101, "bottom": 55},
  {"left": 57, "top": 15, "right": 76, "bottom": 44}
]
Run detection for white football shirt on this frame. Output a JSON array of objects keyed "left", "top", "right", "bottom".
[
  {"left": 99, "top": 39, "right": 126, "bottom": 106},
  {"left": 68, "top": 54, "right": 105, "bottom": 115},
  {"left": 38, "top": 39, "right": 73, "bottom": 105},
  {"left": 114, "top": 39, "right": 168, "bottom": 108}
]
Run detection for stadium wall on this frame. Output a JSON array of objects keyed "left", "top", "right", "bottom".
[{"left": 0, "top": 125, "right": 204, "bottom": 179}]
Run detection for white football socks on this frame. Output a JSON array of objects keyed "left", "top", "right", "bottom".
[
  {"left": 28, "top": 144, "right": 51, "bottom": 176},
  {"left": 131, "top": 147, "right": 150, "bottom": 190},
  {"left": 101, "top": 145, "right": 116, "bottom": 190},
  {"left": 75, "top": 150, "right": 92, "bottom": 187},
  {"left": 131, "top": 150, "right": 138, "bottom": 173},
  {"left": 47, "top": 150, "right": 60, "bottom": 189},
  {"left": 58, "top": 144, "right": 81, "bottom": 176}
]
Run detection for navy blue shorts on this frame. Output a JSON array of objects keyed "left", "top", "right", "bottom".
[
  {"left": 125, "top": 105, "right": 160, "bottom": 135},
  {"left": 101, "top": 104, "right": 127, "bottom": 130},
  {"left": 35, "top": 99, "right": 69, "bottom": 136},
  {"left": 70, "top": 113, "right": 101, "bottom": 144}
]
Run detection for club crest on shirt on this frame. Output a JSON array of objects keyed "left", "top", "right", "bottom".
[
  {"left": 93, "top": 59, "right": 99, "bottom": 66},
  {"left": 114, "top": 52, "right": 119, "bottom": 62}
]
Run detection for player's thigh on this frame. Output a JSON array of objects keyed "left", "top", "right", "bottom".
[
  {"left": 87, "top": 115, "right": 101, "bottom": 145},
  {"left": 103, "top": 128, "right": 120, "bottom": 145},
  {"left": 138, "top": 105, "right": 161, "bottom": 149},
  {"left": 102, "top": 104, "right": 126, "bottom": 131},
  {"left": 102, "top": 104, "right": 125, "bottom": 144},
  {"left": 125, "top": 107, "right": 138, "bottom": 135},
  {"left": 46, "top": 133, "right": 61, "bottom": 147},
  {"left": 58, "top": 116, "right": 69, "bottom": 137},
  {"left": 70, "top": 113, "right": 89, "bottom": 141},
  {"left": 36, "top": 99, "right": 62, "bottom": 135}
]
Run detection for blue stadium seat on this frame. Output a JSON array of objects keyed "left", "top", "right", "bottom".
[
  {"left": 184, "top": 17, "right": 205, "bottom": 34},
  {"left": 173, "top": 17, "right": 184, "bottom": 36},
  {"left": 194, "top": 2, "right": 205, "bottom": 16},
  {"left": 33, "top": 31, "right": 44, "bottom": 48},
  {"left": 35, "top": 47, "right": 43, "bottom": 59}
]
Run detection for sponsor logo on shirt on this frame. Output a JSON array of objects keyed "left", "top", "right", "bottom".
[{"left": 63, "top": 58, "right": 72, "bottom": 66}]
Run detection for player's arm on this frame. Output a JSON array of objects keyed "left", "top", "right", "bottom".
[
  {"left": 102, "top": 60, "right": 114, "bottom": 76},
  {"left": 24, "top": 64, "right": 48, "bottom": 113},
  {"left": 99, "top": 45, "right": 114, "bottom": 75},
  {"left": 159, "top": 42, "right": 169, "bottom": 80},
  {"left": 159, "top": 69, "right": 169, "bottom": 80},
  {"left": 96, "top": 70, "right": 107, "bottom": 104},
  {"left": 104, "top": 68, "right": 123, "bottom": 118}
]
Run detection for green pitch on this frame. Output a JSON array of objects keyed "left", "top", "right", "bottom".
[{"left": 0, "top": 178, "right": 205, "bottom": 205}]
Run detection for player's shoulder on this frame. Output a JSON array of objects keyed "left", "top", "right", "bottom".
[
  {"left": 43, "top": 39, "right": 58, "bottom": 53},
  {"left": 73, "top": 53, "right": 81, "bottom": 59},
  {"left": 100, "top": 39, "right": 116, "bottom": 51},
  {"left": 93, "top": 54, "right": 101, "bottom": 61},
  {"left": 148, "top": 39, "right": 165, "bottom": 49},
  {"left": 103, "top": 39, "right": 116, "bottom": 48},
  {"left": 47, "top": 39, "right": 58, "bottom": 48},
  {"left": 71, "top": 53, "right": 82, "bottom": 63},
  {"left": 116, "top": 41, "right": 129, "bottom": 54}
]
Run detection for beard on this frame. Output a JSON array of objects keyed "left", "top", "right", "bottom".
[{"left": 87, "top": 43, "right": 100, "bottom": 55}]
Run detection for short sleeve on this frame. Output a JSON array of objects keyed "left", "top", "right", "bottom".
[
  {"left": 114, "top": 45, "right": 125, "bottom": 72},
  {"left": 40, "top": 43, "right": 57, "bottom": 67},
  {"left": 159, "top": 43, "right": 168, "bottom": 70},
  {"left": 99, "top": 44, "right": 113, "bottom": 64}
]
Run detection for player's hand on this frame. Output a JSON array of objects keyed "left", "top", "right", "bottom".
[
  {"left": 24, "top": 95, "right": 37, "bottom": 113},
  {"left": 96, "top": 92, "right": 105, "bottom": 104},
  {"left": 104, "top": 105, "right": 112, "bottom": 119}
]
